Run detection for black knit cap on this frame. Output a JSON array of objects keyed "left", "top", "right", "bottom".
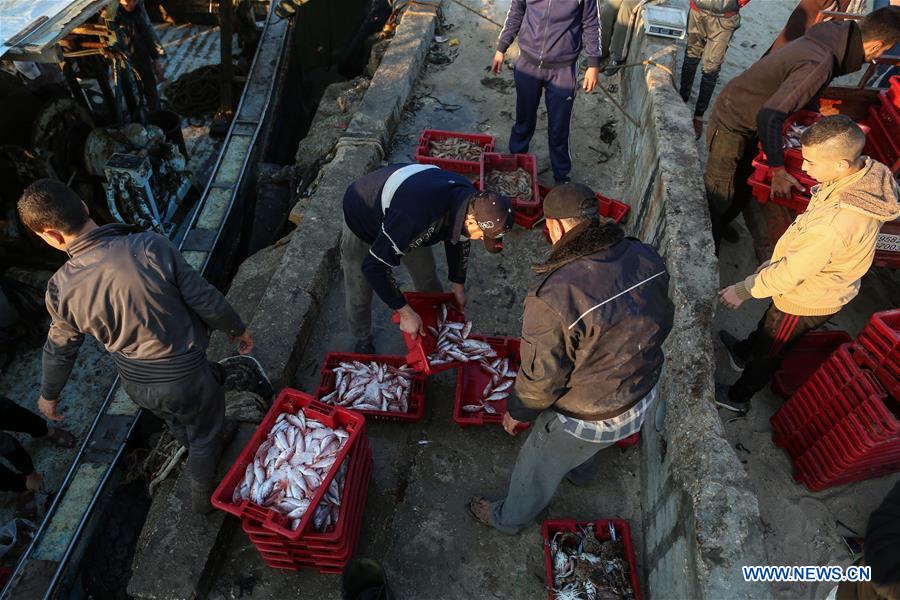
[{"left": 544, "top": 182, "right": 598, "bottom": 220}]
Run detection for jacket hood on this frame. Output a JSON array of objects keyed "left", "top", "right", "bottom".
[
  {"left": 835, "top": 159, "right": 900, "bottom": 223},
  {"left": 805, "top": 20, "right": 864, "bottom": 75},
  {"left": 66, "top": 223, "right": 139, "bottom": 258},
  {"left": 533, "top": 220, "right": 625, "bottom": 275}
]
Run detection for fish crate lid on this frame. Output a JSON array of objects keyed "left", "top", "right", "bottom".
[{"left": 642, "top": 6, "right": 687, "bottom": 40}]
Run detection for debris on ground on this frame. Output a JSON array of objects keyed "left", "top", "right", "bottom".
[{"left": 480, "top": 76, "right": 516, "bottom": 94}]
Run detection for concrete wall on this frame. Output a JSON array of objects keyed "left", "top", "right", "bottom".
[{"left": 617, "top": 16, "right": 772, "bottom": 600}]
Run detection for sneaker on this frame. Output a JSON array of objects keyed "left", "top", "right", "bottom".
[
  {"left": 714, "top": 382, "right": 750, "bottom": 413},
  {"left": 718, "top": 330, "right": 747, "bottom": 371}
]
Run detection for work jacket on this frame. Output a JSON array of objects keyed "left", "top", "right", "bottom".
[
  {"left": 691, "top": 0, "right": 748, "bottom": 16},
  {"left": 508, "top": 221, "right": 674, "bottom": 422},
  {"left": 497, "top": 0, "right": 602, "bottom": 68},
  {"left": 42, "top": 224, "right": 245, "bottom": 398},
  {"left": 342, "top": 164, "right": 474, "bottom": 310}
]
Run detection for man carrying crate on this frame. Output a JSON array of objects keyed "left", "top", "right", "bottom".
[
  {"left": 464, "top": 183, "right": 674, "bottom": 534},
  {"left": 717, "top": 116, "right": 900, "bottom": 413},
  {"left": 17, "top": 180, "right": 254, "bottom": 514},
  {"left": 341, "top": 164, "right": 513, "bottom": 354}
]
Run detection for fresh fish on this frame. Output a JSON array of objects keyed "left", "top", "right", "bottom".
[
  {"left": 428, "top": 137, "right": 485, "bottom": 162},
  {"left": 318, "top": 360, "right": 416, "bottom": 414},
  {"left": 484, "top": 167, "right": 532, "bottom": 199}
]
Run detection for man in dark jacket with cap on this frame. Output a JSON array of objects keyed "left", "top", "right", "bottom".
[
  {"left": 705, "top": 6, "right": 900, "bottom": 250},
  {"left": 114, "top": 0, "right": 166, "bottom": 113},
  {"left": 465, "top": 183, "right": 673, "bottom": 534},
  {"left": 342, "top": 164, "right": 513, "bottom": 353}
]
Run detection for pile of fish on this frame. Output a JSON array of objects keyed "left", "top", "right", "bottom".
[
  {"left": 485, "top": 167, "right": 533, "bottom": 199},
  {"left": 427, "top": 302, "right": 498, "bottom": 367},
  {"left": 428, "top": 137, "right": 485, "bottom": 161},
  {"left": 462, "top": 358, "right": 517, "bottom": 414},
  {"left": 319, "top": 361, "right": 416, "bottom": 413},
  {"left": 232, "top": 408, "right": 351, "bottom": 531},
  {"left": 550, "top": 523, "right": 635, "bottom": 600},
  {"left": 783, "top": 122, "right": 809, "bottom": 149}
]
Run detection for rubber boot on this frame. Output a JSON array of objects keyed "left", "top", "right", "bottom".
[
  {"left": 190, "top": 478, "right": 216, "bottom": 514},
  {"left": 341, "top": 557, "right": 392, "bottom": 600}
]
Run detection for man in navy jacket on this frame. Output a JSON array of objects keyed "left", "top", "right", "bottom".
[
  {"left": 491, "top": 0, "right": 602, "bottom": 184},
  {"left": 342, "top": 164, "right": 513, "bottom": 353}
]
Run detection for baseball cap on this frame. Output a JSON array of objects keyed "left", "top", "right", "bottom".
[
  {"left": 470, "top": 191, "right": 514, "bottom": 253},
  {"left": 543, "top": 183, "right": 598, "bottom": 220}
]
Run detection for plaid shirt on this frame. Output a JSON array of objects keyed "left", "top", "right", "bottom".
[{"left": 556, "top": 385, "right": 658, "bottom": 443}]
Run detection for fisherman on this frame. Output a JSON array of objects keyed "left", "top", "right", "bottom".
[
  {"left": 598, "top": 0, "right": 642, "bottom": 76},
  {"left": 1, "top": 395, "right": 76, "bottom": 518},
  {"left": 704, "top": 6, "right": 900, "bottom": 250},
  {"left": 492, "top": 0, "right": 601, "bottom": 184},
  {"left": 114, "top": 0, "right": 166, "bottom": 113},
  {"left": 717, "top": 116, "right": 900, "bottom": 413},
  {"left": 465, "top": 183, "right": 674, "bottom": 533},
  {"left": 17, "top": 179, "right": 254, "bottom": 514},
  {"left": 341, "top": 164, "right": 513, "bottom": 354},
  {"left": 678, "top": 0, "right": 751, "bottom": 139}
]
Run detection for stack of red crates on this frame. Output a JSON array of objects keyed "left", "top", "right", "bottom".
[
  {"left": 211, "top": 390, "right": 373, "bottom": 572},
  {"left": 770, "top": 310, "right": 900, "bottom": 491},
  {"left": 865, "top": 75, "right": 900, "bottom": 176}
]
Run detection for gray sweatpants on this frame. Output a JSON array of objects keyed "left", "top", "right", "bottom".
[
  {"left": 490, "top": 410, "right": 613, "bottom": 534},
  {"left": 340, "top": 222, "right": 443, "bottom": 345},
  {"left": 121, "top": 361, "right": 225, "bottom": 484}
]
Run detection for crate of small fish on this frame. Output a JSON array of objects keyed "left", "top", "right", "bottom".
[
  {"left": 211, "top": 389, "right": 366, "bottom": 541},
  {"left": 414, "top": 129, "right": 496, "bottom": 174},
  {"left": 542, "top": 519, "right": 642, "bottom": 600},
  {"left": 453, "top": 335, "right": 527, "bottom": 431},
  {"left": 317, "top": 353, "right": 426, "bottom": 422},
  {"left": 481, "top": 152, "right": 540, "bottom": 211}
]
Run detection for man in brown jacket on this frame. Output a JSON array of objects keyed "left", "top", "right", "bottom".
[
  {"left": 716, "top": 116, "right": 900, "bottom": 412},
  {"left": 704, "top": 6, "right": 900, "bottom": 250}
]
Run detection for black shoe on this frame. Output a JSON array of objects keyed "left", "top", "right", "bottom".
[
  {"left": 721, "top": 223, "right": 740, "bottom": 243},
  {"left": 603, "top": 59, "right": 624, "bottom": 77},
  {"left": 718, "top": 330, "right": 747, "bottom": 372},
  {"left": 714, "top": 383, "right": 750, "bottom": 414},
  {"left": 354, "top": 339, "right": 376, "bottom": 355},
  {"left": 342, "top": 557, "right": 392, "bottom": 600}
]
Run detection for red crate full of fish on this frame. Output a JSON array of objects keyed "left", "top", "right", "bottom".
[
  {"left": 413, "top": 129, "right": 496, "bottom": 174},
  {"left": 480, "top": 152, "right": 540, "bottom": 209},
  {"left": 316, "top": 353, "right": 427, "bottom": 422},
  {"left": 211, "top": 389, "right": 366, "bottom": 541},
  {"left": 542, "top": 518, "right": 642, "bottom": 600},
  {"left": 452, "top": 335, "right": 528, "bottom": 432}
]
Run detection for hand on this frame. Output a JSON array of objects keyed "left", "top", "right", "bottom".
[
  {"left": 25, "top": 471, "right": 43, "bottom": 493},
  {"left": 491, "top": 51, "right": 505, "bottom": 75},
  {"left": 770, "top": 168, "right": 804, "bottom": 200},
  {"left": 583, "top": 67, "right": 599, "bottom": 92},
  {"left": 38, "top": 396, "right": 64, "bottom": 422},
  {"left": 396, "top": 305, "right": 425, "bottom": 340},
  {"left": 450, "top": 282, "right": 466, "bottom": 310},
  {"left": 229, "top": 329, "right": 254, "bottom": 355},
  {"left": 718, "top": 284, "right": 745, "bottom": 310},
  {"left": 502, "top": 412, "right": 523, "bottom": 436}
]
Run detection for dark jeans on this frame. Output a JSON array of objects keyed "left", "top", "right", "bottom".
[
  {"left": 134, "top": 58, "right": 162, "bottom": 113},
  {"left": 509, "top": 58, "right": 577, "bottom": 182},
  {"left": 704, "top": 111, "right": 758, "bottom": 250},
  {"left": 0, "top": 396, "right": 49, "bottom": 492},
  {"left": 121, "top": 361, "right": 225, "bottom": 483},
  {"left": 489, "top": 410, "right": 613, "bottom": 534},
  {"left": 729, "top": 303, "right": 834, "bottom": 403},
  {"left": 680, "top": 10, "right": 740, "bottom": 118}
]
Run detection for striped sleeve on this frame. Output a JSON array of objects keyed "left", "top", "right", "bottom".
[
  {"left": 582, "top": 0, "right": 602, "bottom": 66},
  {"left": 497, "top": 0, "right": 526, "bottom": 52}
]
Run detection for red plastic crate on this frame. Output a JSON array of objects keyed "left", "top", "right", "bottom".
[
  {"left": 413, "top": 129, "right": 495, "bottom": 174},
  {"left": 771, "top": 331, "right": 852, "bottom": 397},
  {"left": 480, "top": 153, "right": 540, "bottom": 208},
  {"left": 391, "top": 291, "right": 465, "bottom": 375},
  {"left": 536, "top": 184, "right": 631, "bottom": 239},
  {"left": 846, "top": 342, "right": 900, "bottom": 401},
  {"left": 316, "top": 353, "right": 427, "bottom": 422},
  {"left": 763, "top": 111, "right": 872, "bottom": 172},
  {"left": 886, "top": 76, "right": 900, "bottom": 110},
  {"left": 452, "top": 335, "right": 528, "bottom": 431},
  {"left": 211, "top": 389, "right": 366, "bottom": 541},
  {"left": 857, "top": 309, "right": 900, "bottom": 368},
  {"left": 879, "top": 91, "right": 900, "bottom": 134},
  {"left": 866, "top": 107, "right": 900, "bottom": 174},
  {"left": 541, "top": 519, "right": 642, "bottom": 600},
  {"left": 873, "top": 218, "right": 900, "bottom": 270}
]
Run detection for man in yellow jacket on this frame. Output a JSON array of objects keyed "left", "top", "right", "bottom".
[{"left": 716, "top": 115, "right": 900, "bottom": 412}]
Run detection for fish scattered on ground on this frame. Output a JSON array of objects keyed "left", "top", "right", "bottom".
[
  {"left": 783, "top": 123, "right": 809, "bottom": 149},
  {"left": 429, "top": 137, "right": 485, "bottom": 161},
  {"left": 231, "top": 408, "right": 351, "bottom": 531},
  {"left": 550, "top": 523, "right": 635, "bottom": 600},
  {"left": 319, "top": 361, "right": 416, "bottom": 413},
  {"left": 427, "top": 302, "right": 497, "bottom": 367},
  {"left": 485, "top": 167, "right": 532, "bottom": 199},
  {"left": 461, "top": 357, "right": 517, "bottom": 414}
]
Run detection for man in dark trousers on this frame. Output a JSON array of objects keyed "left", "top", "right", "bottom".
[
  {"left": 704, "top": 6, "right": 900, "bottom": 250},
  {"left": 679, "top": 0, "right": 750, "bottom": 139},
  {"left": 1, "top": 396, "right": 75, "bottom": 517},
  {"left": 17, "top": 179, "right": 254, "bottom": 513},
  {"left": 342, "top": 164, "right": 513, "bottom": 353},
  {"left": 491, "top": 0, "right": 601, "bottom": 184},
  {"left": 465, "top": 183, "right": 674, "bottom": 533},
  {"left": 115, "top": 0, "right": 166, "bottom": 113}
]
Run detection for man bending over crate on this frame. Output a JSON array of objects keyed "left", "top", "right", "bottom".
[
  {"left": 342, "top": 164, "right": 513, "bottom": 354},
  {"left": 464, "top": 183, "right": 674, "bottom": 534},
  {"left": 717, "top": 116, "right": 900, "bottom": 413},
  {"left": 17, "top": 180, "right": 254, "bottom": 513}
]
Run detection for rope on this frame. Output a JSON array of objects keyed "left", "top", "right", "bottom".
[{"left": 162, "top": 64, "right": 221, "bottom": 118}]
